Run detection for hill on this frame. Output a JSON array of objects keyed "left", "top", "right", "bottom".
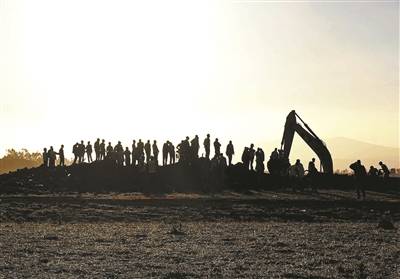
[{"left": 327, "top": 137, "right": 399, "bottom": 171}]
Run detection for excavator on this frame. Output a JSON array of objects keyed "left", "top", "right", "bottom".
[{"left": 267, "top": 110, "right": 333, "bottom": 175}]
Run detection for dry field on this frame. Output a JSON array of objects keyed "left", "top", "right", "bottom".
[{"left": 0, "top": 190, "right": 399, "bottom": 278}]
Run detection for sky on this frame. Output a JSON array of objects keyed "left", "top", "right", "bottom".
[{"left": 0, "top": 0, "right": 399, "bottom": 166}]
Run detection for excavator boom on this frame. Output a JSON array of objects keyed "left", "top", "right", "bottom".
[{"left": 279, "top": 110, "right": 333, "bottom": 174}]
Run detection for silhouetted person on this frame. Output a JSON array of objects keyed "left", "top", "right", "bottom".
[
  {"left": 241, "top": 147, "right": 249, "bottom": 168},
  {"left": 191, "top": 135, "right": 200, "bottom": 159},
  {"left": 379, "top": 161, "right": 390, "bottom": 178},
  {"left": 288, "top": 159, "right": 305, "bottom": 191},
  {"left": 106, "top": 142, "right": 113, "bottom": 159},
  {"left": 79, "top": 140, "right": 85, "bottom": 163},
  {"left": 307, "top": 158, "right": 318, "bottom": 192},
  {"left": 111, "top": 145, "right": 117, "bottom": 164},
  {"left": 177, "top": 140, "right": 183, "bottom": 162},
  {"left": 100, "top": 139, "right": 106, "bottom": 160},
  {"left": 368, "top": 166, "right": 379, "bottom": 177},
  {"left": 270, "top": 148, "right": 279, "bottom": 160},
  {"left": 226, "top": 140, "right": 234, "bottom": 166},
  {"left": 136, "top": 140, "right": 145, "bottom": 168},
  {"left": 58, "top": 145, "right": 65, "bottom": 167},
  {"left": 204, "top": 134, "right": 210, "bottom": 159},
  {"left": 131, "top": 140, "right": 137, "bottom": 166},
  {"left": 138, "top": 151, "right": 145, "bottom": 167},
  {"left": 168, "top": 142, "right": 175, "bottom": 164},
  {"left": 124, "top": 147, "right": 131, "bottom": 166},
  {"left": 308, "top": 158, "right": 318, "bottom": 175},
  {"left": 214, "top": 138, "right": 221, "bottom": 158},
  {"left": 43, "top": 148, "right": 48, "bottom": 167},
  {"left": 182, "top": 137, "right": 190, "bottom": 162},
  {"left": 152, "top": 140, "right": 159, "bottom": 165},
  {"left": 162, "top": 141, "right": 169, "bottom": 166},
  {"left": 255, "top": 148, "right": 265, "bottom": 173},
  {"left": 86, "top": 141, "right": 93, "bottom": 163},
  {"left": 350, "top": 160, "right": 367, "bottom": 199},
  {"left": 137, "top": 139, "right": 144, "bottom": 165},
  {"left": 144, "top": 140, "right": 151, "bottom": 163},
  {"left": 177, "top": 137, "right": 190, "bottom": 163},
  {"left": 248, "top": 144, "right": 255, "bottom": 170},
  {"left": 48, "top": 146, "right": 56, "bottom": 168},
  {"left": 294, "top": 159, "right": 304, "bottom": 178},
  {"left": 94, "top": 138, "right": 100, "bottom": 161},
  {"left": 115, "top": 141, "right": 124, "bottom": 165},
  {"left": 72, "top": 143, "right": 79, "bottom": 164}
]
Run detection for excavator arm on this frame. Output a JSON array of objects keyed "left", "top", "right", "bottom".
[{"left": 280, "top": 110, "right": 333, "bottom": 174}]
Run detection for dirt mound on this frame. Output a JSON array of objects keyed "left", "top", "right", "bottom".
[{"left": 0, "top": 160, "right": 399, "bottom": 194}]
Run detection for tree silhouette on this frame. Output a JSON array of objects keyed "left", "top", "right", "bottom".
[{"left": 0, "top": 149, "right": 43, "bottom": 174}]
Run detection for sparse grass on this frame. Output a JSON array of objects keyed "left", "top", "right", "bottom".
[
  {"left": 0, "top": 222, "right": 399, "bottom": 278},
  {"left": 0, "top": 191, "right": 398, "bottom": 277}
]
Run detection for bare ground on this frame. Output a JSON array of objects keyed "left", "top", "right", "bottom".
[{"left": 0, "top": 190, "right": 399, "bottom": 278}]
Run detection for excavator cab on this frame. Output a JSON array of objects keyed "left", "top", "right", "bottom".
[{"left": 267, "top": 110, "right": 333, "bottom": 175}]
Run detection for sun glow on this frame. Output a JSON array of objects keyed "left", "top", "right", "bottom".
[
  {"left": 1, "top": 0, "right": 398, "bottom": 168},
  {"left": 12, "top": 0, "right": 218, "bottom": 145}
]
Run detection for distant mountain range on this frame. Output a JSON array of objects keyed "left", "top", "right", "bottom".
[
  {"left": 263, "top": 137, "right": 399, "bottom": 171},
  {"left": 326, "top": 137, "right": 399, "bottom": 171}
]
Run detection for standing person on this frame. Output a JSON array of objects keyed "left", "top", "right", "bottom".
[
  {"left": 248, "top": 144, "right": 255, "bottom": 170},
  {"left": 137, "top": 140, "right": 145, "bottom": 167},
  {"left": 294, "top": 159, "right": 304, "bottom": 178},
  {"left": 144, "top": 140, "right": 151, "bottom": 164},
  {"left": 42, "top": 148, "right": 48, "bottom": 167},
  {"left": 137, "top": 139, "right": 144, "bottom": 163},
  {"left": 152, "top": 140, "right": 159, "bottom": 165},
  {"left": 131, "top": 140, "right": 137, "bottom": 166},
  {"left": 307, "top": 158, "right": 319, "bottom": 192},
  {"left": 225, "top": 140, "right": 234, "bottom": 166},
  {"left": 72, "top": 143, "right": 79, "bottom": 164},
  {"left": 213, "top": 138, "right": 221, "bottom": 158},
  {"left": 162, "top": 141, "right": 169, "bottom": 166},
  {"left": 79, "top": 140, "right": 85, "bottom": 163},
  {"left": 94, "top": 138, "right": 100, "bottom": 161},
  {"left": 86, "top": 141, "right": 93, "bottom": 163},
  {"left": 350, "top": 160, "right": 367, "bottom": 200},
  {"left": 379, "top": 161, "right": 390, "bottom": 178},
  {"left": 308, "top": 158, "right": 318, "bottom": 175},
  {"left": 191, "top": 135, "right": 200, "bottom": 159},
  {"left": 241, "top": 147, "right": 249, "bottom": 168},
  {"left": 181, "top": 137, "right": 190, "bottom": 163},
  {"left": 288, "top": 159, "right": 305, "bottom": 191},
  {"left": 100, "top": 139, "right": 106, "bottom": 160},
  {"left": 168, "top": 142, "right": 175, "bottom": 164},
  {"left": 270, "top": 148, "right": 279, "bottom": 160},
  {"left": 255, "top": 148, "right": 265, "bottom": 173},
  {"left": 124, "top": 147, "right": 131, "bottom": 166},
  {"left": 204, "top": 134, "right": 211, "bottom": 159},
  {"left": 58, "top": 145, "right": 65, "bottom": 167},
  {"left": 176, "top": 140, "right": 183, "bottom": 162},
  {"left": 106, "top": 142, "right": 113, "bottom": 159},
  {"left": 48, "top": 146, "right": 56, "bottom": 168},
  {"left": 138, "top": 152, "right": 145, "bottom": 167},
  {"left": 115, "top": 141, "right": 124, "bottom": 166}
]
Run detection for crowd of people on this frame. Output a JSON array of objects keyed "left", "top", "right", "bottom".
[
  {"left": 349, "top": 160, "right": 391, "bottom": 199},
  {"left": 41, "top": 135, "right": 392, "bottom": 189},
  {"left": 41, "top": 135, "right": 268, "bottom": 171}
]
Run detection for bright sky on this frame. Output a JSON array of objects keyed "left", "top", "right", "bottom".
[{"left": 0, "top": 0, "right": 399, "bottom": 164}]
